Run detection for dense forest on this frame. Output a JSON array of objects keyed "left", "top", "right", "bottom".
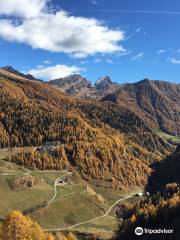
[
  {"left": 118, "top": 183, "right": 180, "bottom": 240},
  {"left": 116, "top": 183, "right": 180, "bottom": 240},
  {"left": 0, "top": 68, "right": 179, "bottom": 240},
  {"left": 0, "top": 69, "right": 175, "bottom": 188},
  {"left": 102, "top": 79, "right": 180, "bottom": 136},
  {"left": 147, "top": 144, "right": 180, "bottom": 192},
  {"left": 116, "top": 145, "right": 180, "bottom": 239}
]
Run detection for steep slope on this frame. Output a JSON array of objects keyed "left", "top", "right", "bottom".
[
  {"left": 147, "top": 144, "right": 180, "bottom": 192},
  {"left": 1, "top": 66, "right": 39, "bottom": 81},
  {"left": 116, "top": 185, "right": 180, "bottom": 240},
  {"left": 49, "top": 74, "right": 91, "bottom": 95},
  {"left": 116, "top": 144, "right": 180, "bottom": 240},
  {"left": 49, "top": 74, "right": 120, "bottom": 99},
  {"left": 102, "top": 79, "right": 180, "bottom": 136},
  {"left": 95, "top": 76, "right": 113, "bottom": 89},
  {"left": 0, "top": 69, "right": 173, "bottom": 189}
]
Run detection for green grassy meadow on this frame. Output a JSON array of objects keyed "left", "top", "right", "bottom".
[{"left": 0, "top": 149, "right": 139, "bottom": 238}]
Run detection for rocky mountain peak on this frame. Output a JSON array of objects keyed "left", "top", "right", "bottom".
[
  {"left": 50, "top": 74, "right": 90, "bottom": 86},
  {"left": 94, "top": 75, "right": 112, "bottom": 89}
]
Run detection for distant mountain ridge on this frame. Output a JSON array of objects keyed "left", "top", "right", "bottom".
[
  {"left": 0, "top": 67, "right": 173, "bottom": 189},
  {"left": 1, "top": 66, "right": 180, "bottom": 240},
  {"left": 49, "top": 74, "right": 91, "bottom": 95},
  {"left": 1, "top": 66, "right": 179, "bottom": 136},
  {"left": 102, "top": 79, "right": 180, "bottom": 136},
  {"left": 49, "top": 74, "right": 120, "bottom": 99},
  {"left": 1, "top": 66, "right": 39, "bottom": 81}
]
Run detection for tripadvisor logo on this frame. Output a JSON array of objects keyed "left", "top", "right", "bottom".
[
  {"left": 135, "top": 227, "right": 174, "bottom": 235},
  {"left": 135, "top": 227, "right": 143, "bottom": 235}
]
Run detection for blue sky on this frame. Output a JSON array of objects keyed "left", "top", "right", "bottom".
[{"left": 0, "top": 0, "right": 180, "bottom": 83}]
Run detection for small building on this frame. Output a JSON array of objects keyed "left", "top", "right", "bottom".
[
  {"left": 67, "top": 171, "right": 72, "bottom": 176},
  {"left": 135, "top": 192, "right": 143, "bottom": 197},
  {"left": 58, "top": 180, "right": 65, "bottom": 184}
]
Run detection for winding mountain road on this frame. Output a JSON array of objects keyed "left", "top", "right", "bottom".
[
  {"left": 44, "top": 193, "right": 135, "bottom": 232},
  {"left": 46, "top": 172, "right": 69, "bottom": 206},
  {"left": 0, "top": 149, "right": 139, "bottom": 232}
]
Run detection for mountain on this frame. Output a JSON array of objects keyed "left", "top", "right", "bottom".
[
  {"left": 1, "top": 66, "right": 38, "bottom": 81},
  {"left": 0, "top": 68, "right": 173, "bottom": 190},
  {"left": 49, "top": 74, "right": 120, "bottom": 99},
  {"left": 95, "top": 75, "right": 114, "bottom": 89},
  {"left": 147, "top": 144, "right": 180, "bottom": 192},
  {"left": 117, "top": 144, "right": 180, "bottom": 240},
  {"left": 49, "top": 74, "right": 91, "bottom": 95},
  {"left": 102, "top": 79, "right": 180, "bottom": 136}
]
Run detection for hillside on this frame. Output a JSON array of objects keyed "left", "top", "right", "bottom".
[
  {"left": 2, "top": 66, "right": 39, "bottom": 81},
  {"left": 0, "top": 68, "right": 173, "bottom": 189},
  {"left": 102, "top": 79, "right": 180, "bottom": 136},
  {"left": 116, "top": 146, "right": 180, "bottom": 240},
  {"left": 147, "top": 144, "right": 180, "bottom": 192},
  {"left": 49, "top": 74, "right": 120, "bottom": 99},
  {"left": 116, "top": 184, "right": 180, "bottom": 240},
  {"left": 0, "top": 210, "right": 76, "bottom": 240}
]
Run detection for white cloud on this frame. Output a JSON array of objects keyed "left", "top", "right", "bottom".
[
  {"left": 92, "top": 0, "right": 98, "bottom": 4},
  {"left": 131, "top": 52, "right": 144, "bottom": 61},
  {"left": 26, "top": 64, "right": 85, "bottom": 80},
  {"left": 80, "top": 60, "right": 88, "bottom": 64},
  {"left": 157, "top": 49, "right": 166, "bottom": 54},
  {"left": 94, "top": 58, "right": 101, "bottom": 63},
  {"left": 116, "top": 50, "right": 131, "bottom": 57},
  {"left": 37, "top": 64, "right": 44, "bottom": 69},
  {"left": 136, "top": 28, "right": 141, "bottom": 32},
  {"left": 43, "top": 60, "right": 51, "bottom": 64},
  {"left": 0, "top": 0, "right": 48, "bottom": 19},
  {"left": 169, "top": 58, "right": 180, "bottom": 64},
  {"left": 107, "top": 59, "right": 114, "bottom": 64},
  {"left": 0, "top": 1, "right": 125, "bottom": 58},
  {"left": 177, "top": 49, "right": 180, "bottom": 53}
]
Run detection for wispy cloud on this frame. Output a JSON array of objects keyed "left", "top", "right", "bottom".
[
  {"left": 84, "top": 10, "right": 180, "bottom": 15},
  {"left": 91, "top": 0, "right": 98, "bottom": 4},
  {"left": 107, "top": 59, "right": 114, "bottom": 64},
  {"left": 36, "top": 65, "right": 44, "bottom": 69},
  {"left": 80, "top": 60, "right": 88, "bottom": 64},
  {"left": 157, "top": 49, "right": 166, "bottom": 54},
  {"left": 43, "top": 60, "right": 51, "bottom": 65},
  {"left": 131, "top": 52, "right": 144, "bottom": 61},
  {"left": 94, "top": 58, "right": 101, "bottom": 63},
  {"left": 117, "top": 50, "right": 131, "bottom": 57},
  {"left": 169, "top": 58, "right": 180, "bottom": 64}
]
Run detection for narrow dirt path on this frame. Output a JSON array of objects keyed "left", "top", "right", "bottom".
[{"left": 44, "top": 193, "right": 138, "bottom": 231}]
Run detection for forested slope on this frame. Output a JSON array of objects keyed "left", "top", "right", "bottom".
[
  {"left": 102, "top": 79, "right": 180, "bottom": 136},
  {"left": 0, "top": 69, "right": 174, "bottom": 189}
]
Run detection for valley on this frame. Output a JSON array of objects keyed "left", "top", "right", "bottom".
[
  {"left": 0, "top": 67, "right": 179, "bottom": 239},
  {"left": 0, "top": 147, "right": 144, "bottom": 239},
  {"left": 0, "top": 0, "right": 179, "bottom": 239}
]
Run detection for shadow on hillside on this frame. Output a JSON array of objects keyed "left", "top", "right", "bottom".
[{"left": 146, "top": 145, "right": 180, "bottom": 193}]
